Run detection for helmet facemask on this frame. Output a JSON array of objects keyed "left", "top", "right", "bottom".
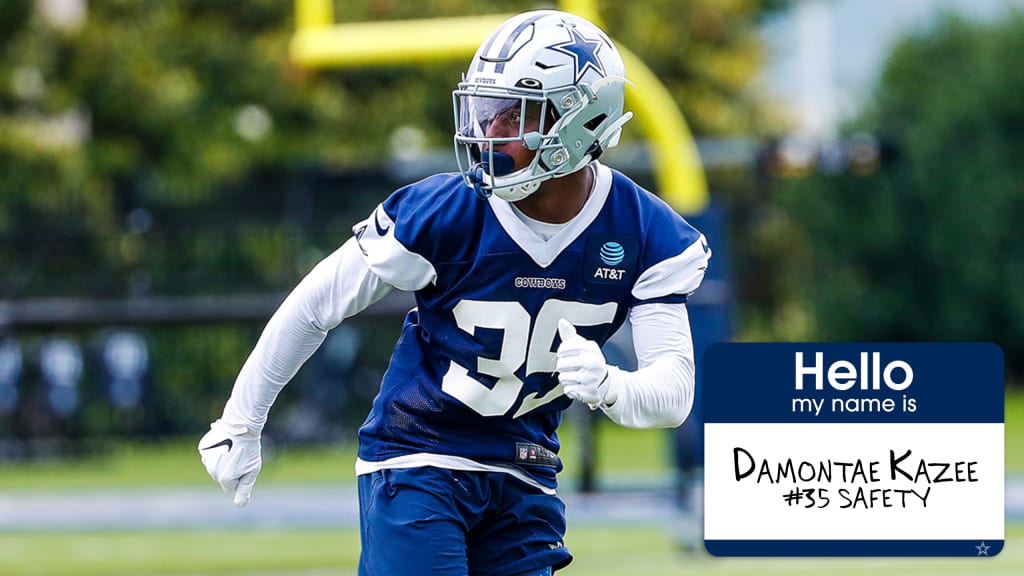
[
  {"left": 453, "top": 86, "right": 571, "bottom": 202},
  {"left": 452, "top": 10, "right": 632, "bottom": 202}
]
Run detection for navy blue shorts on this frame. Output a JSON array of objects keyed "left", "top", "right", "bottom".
[{"left": 357, "top": 467, "right": 573, "bottom": 576}]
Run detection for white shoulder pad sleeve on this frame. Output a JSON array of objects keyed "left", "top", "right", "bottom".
[
  {"left": 220, "top": 238, "right": 392, "bottom": 430},
  {"left": 354, "top": 204, "right": 437, "bottom": 292},
  {"left": 600, "top": 302, "right": 695, "bottom": 429},
  {"left": 632, "top": 233, "right": 710, "bottom": 301}
]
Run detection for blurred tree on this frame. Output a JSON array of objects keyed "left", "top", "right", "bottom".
[
  {"left": 1, "top": 0, "right": 781, "bottom": 298},
  {"left": 604, "top": 0, "right": 787, "bottom": 136},
  {"left": 0, "top": 0, "right": 782, "bottom": 437},
  {"left": 775, "top": 13, "right": 1024, "bottom": 381}
]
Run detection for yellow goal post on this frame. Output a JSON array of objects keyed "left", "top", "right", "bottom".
[{"left": 289, "top": 0, "right": 708, "bottom": 214}]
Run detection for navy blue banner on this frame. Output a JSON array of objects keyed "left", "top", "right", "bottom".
[
  {"left": 703, "top": 343, "right": 1003, "bottom": 423},
  {"left": 705, "top": 539, "right": 1003, "bottom": 557}
]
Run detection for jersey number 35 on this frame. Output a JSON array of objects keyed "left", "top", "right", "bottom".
[{"left": 441, "top": 299, "right": 617, "bottom": 418}]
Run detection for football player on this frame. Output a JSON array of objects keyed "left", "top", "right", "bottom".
[{"left": 200, "top": 9, "right": 710, "bottom": 576}]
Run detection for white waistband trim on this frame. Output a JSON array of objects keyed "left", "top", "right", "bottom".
[{"left": 355, "top": 454, "right": 556, "bottom": 495}]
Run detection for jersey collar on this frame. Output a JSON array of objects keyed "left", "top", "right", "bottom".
[{"left": 487, "top": 162, "right": 612, "bottom": 268}]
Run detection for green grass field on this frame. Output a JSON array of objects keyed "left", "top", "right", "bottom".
[
  {"left": 2, "top": 385, "right": 1022, "bottom": 491},
  {"left": 0, "top": 524, "right": 1020, "bottom": 576},
  {"left": 0, "top": 415, "right": 677, "bottom": 492},
  {"left": 0, "top": 389, "right": 1021, "bottom": 575}
]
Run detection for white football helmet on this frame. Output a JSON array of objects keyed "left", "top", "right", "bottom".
[{"left": 453, "top": 10, "right": 633, "bottom": 201}]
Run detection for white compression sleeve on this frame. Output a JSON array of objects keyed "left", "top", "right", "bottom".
[
  {"left": 220, "top": 237, "right": 393, "bottom": 430},
  {"left": 600, "top": 302, "right": 696, "bottom": 429}
]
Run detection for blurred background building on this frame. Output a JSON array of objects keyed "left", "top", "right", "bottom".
[{"left": 763, "top": 0, "right": 1021, "bottom": 138}]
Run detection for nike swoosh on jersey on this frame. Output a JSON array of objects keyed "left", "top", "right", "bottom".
[
  {"left": 374, "top": 211, "right": 391, "bottom": 236},
  {"left": 201, "top": 438, "right": 233, "bottom": 452}
]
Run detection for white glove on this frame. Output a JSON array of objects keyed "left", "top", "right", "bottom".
[
  {"left": 198, "top": 419, "right": 262, "bottom": 507},
  {"left": 556, "top": 319, "right": 620, "bottom": 410}
]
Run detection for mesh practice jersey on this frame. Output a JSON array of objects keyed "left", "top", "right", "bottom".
[{"left": 352, "top": 162, "right": 709, "bottom": 489}]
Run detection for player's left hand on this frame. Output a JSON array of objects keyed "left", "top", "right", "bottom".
[
  {"left": 556, "top": 319, "right": 619, "bottom": 409},
  {"left": 198, "top": 420, "right": 262, "bottom": 508}
]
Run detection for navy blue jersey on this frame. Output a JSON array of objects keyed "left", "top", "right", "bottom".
[{"left": 352, "top": 163, "right": 709, "bottom": 489}]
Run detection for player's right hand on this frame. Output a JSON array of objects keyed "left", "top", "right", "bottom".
[
  {"left": 198, "top": 419, "right": 262, "bottom": 508},
  {"left": 556, "top": 319, "right": 617, "bottom": 410}
]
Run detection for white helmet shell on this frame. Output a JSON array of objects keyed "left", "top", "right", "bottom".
[{"left": 453, "top": 10, "right": 632, "bottom": 201}]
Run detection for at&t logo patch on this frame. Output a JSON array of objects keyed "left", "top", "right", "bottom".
[
  {"left": 599, "top": 241, "right": 625, "bottom": 266},
  {"left": 585, "top": 236, "right": 637, "bottom": 286}
]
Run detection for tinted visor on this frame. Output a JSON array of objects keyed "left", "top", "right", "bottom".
[{"left": 456, "top": 94, "right": 546, "bottom": 141}]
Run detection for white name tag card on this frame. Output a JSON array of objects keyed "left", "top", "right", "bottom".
[{"left": 703, "top": 343, "right": 1004, "bottom": 557}]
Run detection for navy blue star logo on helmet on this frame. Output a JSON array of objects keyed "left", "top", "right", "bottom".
[{"left": 548, "top": 25, "right": 606, "bottom": 83}]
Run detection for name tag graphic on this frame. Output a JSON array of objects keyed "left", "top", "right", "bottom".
[{"left": 703, "top": 343, "right": 1004, "bottom": 556}]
